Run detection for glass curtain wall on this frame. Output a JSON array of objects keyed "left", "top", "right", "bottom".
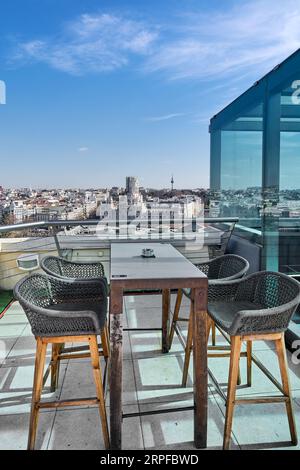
[
  {"left": 210, "top": 49, "right": 300, "bottom": 275},
  {"left": 219, "top": 102, "right": 263, "bottom": 228},
  {"left": 279, "top": 81, "right": 300, "bottom": 275},
  {"left": 210, "top": 50, "right": 300, "bottom": 339}
]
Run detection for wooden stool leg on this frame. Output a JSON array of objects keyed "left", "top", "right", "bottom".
[
  {"left": 89, "top": 335, "right": 110, "bottom": 449},
  {"left": 206, "top": 315, "right": 212, "bottom": 343},
  {"left": 237, "top": 342, "right": 242, "bottom": 386},
  {"left": 50, "top": 343, "right": 62, "bottom": 392},
  {"left": 275, "top": 334, "right": 298, "bottom": 445},
  {"left": 28, "top": 338, "right": 47, "bottom": 450},
  {"left": 223, "top": 336, "right": 242, "bottom": 450},
  {"left": 247, "top": 341, "right": 252, "bottom": 387},
  {"left": 106, "top": 324, "right": 111, "bottom": 356},
  {"left": 169, "top": 289, "right": 183, "bottom": 349},
  {"left": 182, "top": 303, "right": 193, "bottom": 387},
  {"left": 182, "top": 312, "right": 211, "bottom": 388},
  {"left": 162, "top": 289, "right": 171, "bottom": 353},
  {"left": 237, "top": 370, "right": 242, "bottom": 386},
  {"left": 101, "top": 324, "right": 110, "bottom": 359},
  {"left": 211, "top": 321, "right": 216, "bottom": 346},
  {"left": 101, "top": 325, "right": 110, "bottom": 391}
]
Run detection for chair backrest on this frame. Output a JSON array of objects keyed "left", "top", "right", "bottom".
[
  {"left": 232, "top": 271, "right": 300, "bottom": 334},
  {"left": 205, "top": 254, "right": 249, "bottom": 281},
  {"left": 14, "top": 272, "right": 107, "bottom": 338},
  {"left": 251, "top": 272, "right": 300, "bottom": 309},
  {"left": 218, "top": 255, "right": 249, "bottom": 280},
  {"left": 14, "top": 273, "right": 52, "bottom": 310},
  {"left": 41, "top": 255, "right": 105, "bottom": 279},
  {"left": 41, "top": 256, "right": 63, "bottom": 277}
]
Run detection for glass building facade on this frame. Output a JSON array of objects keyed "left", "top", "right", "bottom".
[
  {"left": 210, "top": 49, "right": 300, "bottom": 277},
  {"left": 210, "top": 50, "right": 300, "bottom": 342}
]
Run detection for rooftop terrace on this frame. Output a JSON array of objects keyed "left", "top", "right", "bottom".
[
  {"left": 0, "top": 218, "right": 300, "bottom": 451},
  {"left": 1, "top": 293, "right": 300, "bottom": 450}
]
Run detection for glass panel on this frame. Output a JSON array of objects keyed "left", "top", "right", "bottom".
[
  {"left": 217, "top": 102, "right": 263, "bottom": 231},
  {"left": 209, "top": 54, "right": 300, "bottom": 341},
  {"left": 279, "top": 79, "right": 300, "bottom": 334},
  {"left": 279, "top": 80, "right": 300, "bottom": 275}
]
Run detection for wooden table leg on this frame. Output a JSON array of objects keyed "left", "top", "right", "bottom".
[
  {"left": 109, "top": 284, "right": 124, "bottom": 450},
  {"left": 162, "top": 289, "right": 171, "bottom": 353},
  {"left": 192, "top": 284, "right": 208, "bottom": 449}
]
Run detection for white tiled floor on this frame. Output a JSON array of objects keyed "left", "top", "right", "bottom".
[{"left": 0, "top": 295, "right": 299, "bottom": 450}]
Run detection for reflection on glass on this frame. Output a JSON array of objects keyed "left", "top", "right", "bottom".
[
  {"left": 213, "top": 103, "right": 263, "bottom": 231},
  {"left": 279, "top": 82, "right": 300, "bottom": 274},
  {"left": 210, "top": 52, "right": 300, "bottom": 335}
]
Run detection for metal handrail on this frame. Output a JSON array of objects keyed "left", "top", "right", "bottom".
[
  {"left": 0, "top": 217, "right": 239, "bottom": 234},
  {"left": 0, "top": 216, "right": 239, "bottom": 284}
]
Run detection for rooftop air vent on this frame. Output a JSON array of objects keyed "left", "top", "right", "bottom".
[{"left": 16, "top": 253, "right": 40, "bottom": 272}]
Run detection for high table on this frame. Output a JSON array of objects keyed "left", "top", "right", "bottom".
[{"left": 109, "top": 242, "right": 208, "bottom": 449}]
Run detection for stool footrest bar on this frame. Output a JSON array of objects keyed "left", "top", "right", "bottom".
[
  {"left": 58, "top": 351, "right": 104, "bottom": 361},
  {"left": 38, "top": 397, "right": 99, "bottom": 409},
  {"left": 235, "top": 396, "right": 289, "bottom": 405},
  {"left": 122, "top": 406, "right": 195, "bottom": 419},
  {"left": 61, "top": 344, "right": 102, "bottom": 354},
  {"left": 123, "top": 328, "right": 162, "bottom": 332}
]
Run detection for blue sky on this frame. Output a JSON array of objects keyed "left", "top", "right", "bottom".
[{"left": 1, "top": 0, "right": 300, "bottom": 189}]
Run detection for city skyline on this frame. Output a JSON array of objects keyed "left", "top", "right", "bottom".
[{"left": 1, "top": 1, "right": 300, "bottom": 187}]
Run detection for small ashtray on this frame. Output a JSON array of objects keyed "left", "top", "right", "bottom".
[{"left": 142, "top": 248, "right": 155, "bottom": 258}]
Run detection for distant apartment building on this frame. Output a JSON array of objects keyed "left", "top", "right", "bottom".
[
  {"left": 85, "top": 191, "right": 94, "bottom": 204},
  {"left": 9, "top": 200, "right": 25, "bottom": 222},
  {"left": 96, "top": 190, "right": 109, "bottom": 205},
  {"left": 34, "top": 207, "right": 60, "bottom": 221},
  {"left": 126, "top": 176, "right": 141, "bottom": 204}
]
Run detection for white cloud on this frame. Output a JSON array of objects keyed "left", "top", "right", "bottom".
[
  {"left": 11, "top": 1, "right": 300, "bottom": 84},
  {"left": 144, "top": 0, "right": 300, "bottom": 81},
  {"left": 78, "top": 147, "right": 89, "bottom": 152},
  {"left": 15, "top": 13, "right": 158, "bottom": 74},
  {"left": 145, "top": 113, "right": 185, "bottom": 122}
]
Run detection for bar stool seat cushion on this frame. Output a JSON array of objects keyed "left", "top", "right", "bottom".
[
  {"left": 207, "top": 272, "right": 300, "bottom": 337},
  {"left": 208, "top": 301, "right": 264, "bottom": 335},
  {"left": 48, "top": 300, "right": 107, "bottom": 330}
]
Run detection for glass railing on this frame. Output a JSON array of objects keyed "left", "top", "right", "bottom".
[{"left": 0, "top": 217, "right": 238, "bottom": 291}]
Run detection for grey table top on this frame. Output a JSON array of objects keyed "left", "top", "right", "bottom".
[{"left": 110, "top": 242, "right": 206, "bottom": 281}]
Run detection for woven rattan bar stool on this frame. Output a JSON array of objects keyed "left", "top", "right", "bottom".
[
  {"left": 41, "top": 255, "right": 109, "bottom": 391},
  {"left": 169, "top": 255, "right": 249, "bottom": 384},
  {"left": 189, "top": 271, "right": 300, "bottom": 450},
  {"left": 14, "top": 273, "right": 110, "bottom": 450}
]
